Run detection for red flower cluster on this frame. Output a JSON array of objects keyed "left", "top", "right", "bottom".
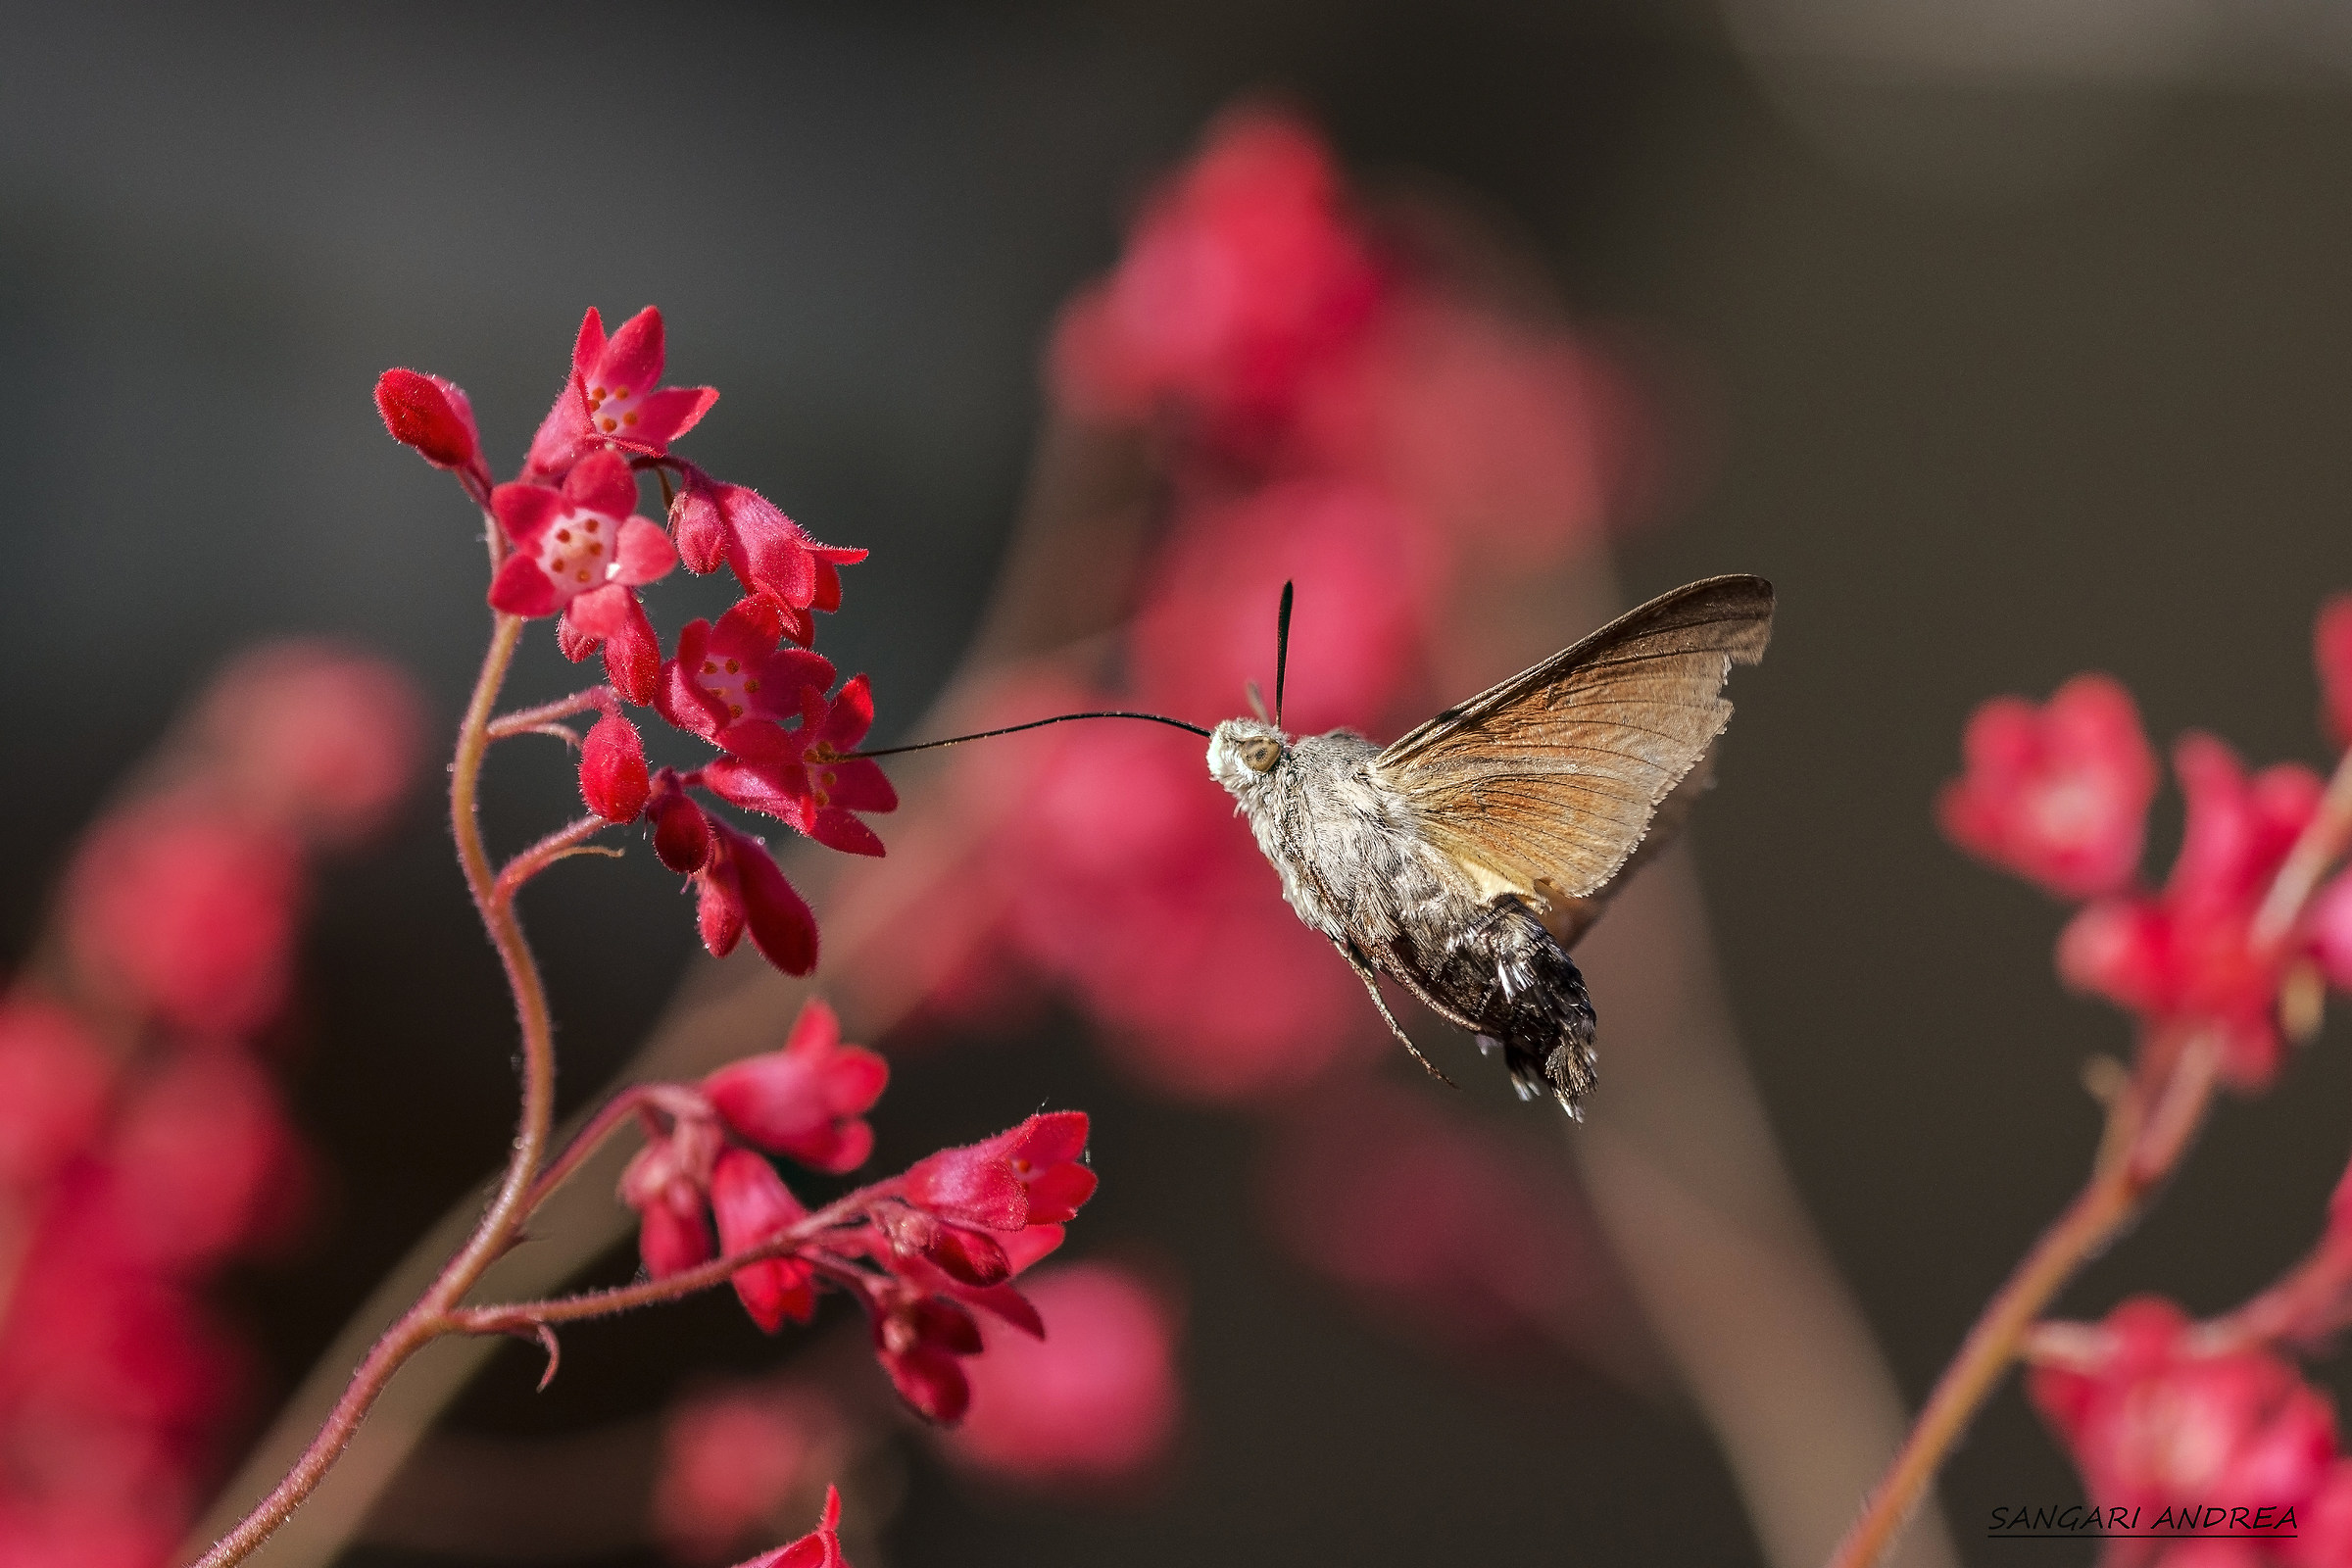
[
  {"left": 919, "top": 108, "right": 1645, "bottom": 1103},
  {"left": 617, "top": 1003, "right": 1096, "bottom": 1423},
  {"left": 1939, "top": 612, "right": 2352, "bottom": 1088},
  {"left": 0, "top": 646, "right": 423, "bottom": 1565},
  {"left": 378, "top": 307, "right": 894, "bottom": 975},
  {"left": 2030, "top": 1298, "right": 2341, "bottom": 1565}
]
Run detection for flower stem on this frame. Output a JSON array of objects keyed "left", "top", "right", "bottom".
[
  {"left": 449, "top": 1183, "right": 892, "bottom": 1334},
  {"left": 188, "top": 611, "right": 558, "bottom": 1568},
  {"left": 1827, "top": 1036, "right": 2220, "bottom": 1568}
]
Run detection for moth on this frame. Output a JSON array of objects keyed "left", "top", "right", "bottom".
[
  {"left": 856, "top": 573, "right": 1773, "bottom": 1113},
  {"left": 1202, "top": 574, "right": 1774, "bottom": 1113}
]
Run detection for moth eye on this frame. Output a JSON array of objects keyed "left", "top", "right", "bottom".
[{"left": 1241, "top": 738, "right": 1283, "bottom": 773}]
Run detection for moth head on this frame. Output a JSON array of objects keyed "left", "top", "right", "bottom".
[{"left": 1206, "top": 718, "right": 1288, "bottom": 795}]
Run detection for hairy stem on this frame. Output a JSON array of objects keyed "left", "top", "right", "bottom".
[
  {"left": 189, "top": 611, "right": 558, "bottom": 1568},
  {"left": 488, "top": 685, "right": 617, "bottom": 742},
  {"left": 451, "top": 1184, "right": 894, "bottom": 1334},
  {"left": 1824, "top": 1038, "right": 2220, "bottom": 1568}
]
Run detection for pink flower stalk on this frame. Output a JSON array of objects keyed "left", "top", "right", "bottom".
[
  {"left": 669, "top": 468, "right": 867, "bottom": 644},
  {"left": 701, "top": 1001, "right": 887, "bottom": 1175},
  {"left": 64, "top": 798, "right": 305, "bottom": 1037},
  {"left": 490, "top": 449, "right": 677, "bottom": 702},
  {"left": 735, "top": 1486, "right": 854, "bottom": 1568},
  {"left": 2058, "top": 734, "right": 2323, "bottom": 1086},
  {"left": 654, "top": 1386, "right": 846, "bottom": 1564},
  {"left": 1937, "top": 674, "right": 2159, "bottom": 902},
  {"left": 946, "top": 1261, "right": 1182, "bottom": 1486},
  {"left": 527, "top": 306, "right": 718, "bottom": 479},
  {"left": 1050, "top": 107, "right": 1383, "bottom": 438},
  {"left": 373, "top": 368, "right": 490, "bottom": 497},
  {"left": 2030, "top": 1298, "right": 2337, "bottom": 1557}
]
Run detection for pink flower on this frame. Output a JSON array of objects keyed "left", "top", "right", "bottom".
[
  {"left": 869, "top": 1290, "right": 984, "bottom": 1424},
  {"left": 670, "top": 469, "right": 867, "bottom": 643},
  {"left": 701, "top": 1001, "right": 887, "bottom": 1175},
  {"left": 654, "top": 1387, "right": 844, "bottom": 1564},
  {"left": 1938, "top": 674, "right": 2159, "bottom": 901},
  {"left": 700, "top": 677, "right": 897, "bottom": 858},
  {"left": 654, "top": 599, "right": 837, "bottom": 746},
  {"left": 489, "top": 450, "right": 676, "bottom": 702},
  {"left": 735, "top": 1486, "right": 854, "bottom": 1568},
  {"left": 0, "top": 1001, "right": 112, "bottom": 1194},
  {"left": 946, "top": 1262, "right": 1182, "bottom": 1486},
  {"left": 693, "top": 817, "right": 820, "bottom": 976},
  {"left": 526, "top": 306, "right": 718, "bottom": 478},
  {"left": 710, "top": 1149, "right": 817, "bottom": 1333},
  {"left": 1049, "top": 107, "right": 1382, "bottom": 440},
  {"left": 905, "top": 1111, "right": 1095, "bottom": 1233},
  {"left": 579, "top": 712, "right": 651, "bottom": 824},
  {"left": 2059, "top": 735, "right": 2321, "bottom": 1086},
  {"left": 2030, "top": 1298, "right": 2337, "bottom": 1551},
  {"left": 619, "top": 1116, "right": 721, "bottom": 1280},
  {"left": 97, "top": 1050, "right": 308, "bottom": 1268},
  {"left": 373, "top": 368, "right": 489, "bottom": 497},
  {"left": 2317, "top": 594, "right": 2352, "bottom": 749},
  {"left": 64, "top": 800, "right": 304, "bottom": 1037},
  {"left": 194, "top": 644, "right": 426, "bottom": 848},
  {"left": 1294, "top": 298, "right": 1627, "bottom": 568}
]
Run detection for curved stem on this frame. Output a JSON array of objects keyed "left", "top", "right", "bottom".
[
  {"left": 189, "top": 612, "right": 558, "bottom": 1568},
  {"left": 1824, "top": 1036, "right": 2221, "bottom": 1568},
  {"left": 488, "top": 685, "right": 616, "bottom": 742},
  {"left": 494, "top": 815, "right": 614, "bottom": 904}
]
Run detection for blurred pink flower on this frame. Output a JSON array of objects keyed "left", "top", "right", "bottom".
[
  {"left": 1938, "top": 674, "right": 2158, "bottom": 902},
  {"left": 0, "top": 1002, "right": 112, "bottom": 1195},
  {"left": 65, "top": 798, "right": 304, "bottom": 1037},
  {"left": 945, "top": 1261, "right": 1182, "bottom": 1487},
  {"left": 196, "top": 643, "right": 427, "bottom": 846},
  {"left": 1128, "top": 478, "right": 1436, "bottom": 737},
  {"left": 1265, "top": 1080, "right": 1607, "bottom": 1357},
  {"left": 2314, "top": 594, "right": 2352, "bottom": 750},
  {"left": 653, "top": 1387, "right": 845, "bottom": 1564},
  {"left": 1050, "top": 107, "right": 1382, "bottom": 440},
  {"left": 2031, "top": 1298, "right": 2335, "bottom": 1561},
  {"left": 2058, "top": 735, "right": 2321, "bottom": 1086}
]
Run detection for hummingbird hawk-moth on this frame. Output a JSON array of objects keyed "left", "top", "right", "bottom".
[
  {"left": 1203, "top": 574, "right": 1775, "bottom": 1114},
  {"left": 858, "top": 573, "right": 1774, "bottom": 1114}
]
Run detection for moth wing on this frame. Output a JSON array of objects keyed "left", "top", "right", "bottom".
[{"left": 1374, "top": 574, "right": 1774, "bottom": 918}]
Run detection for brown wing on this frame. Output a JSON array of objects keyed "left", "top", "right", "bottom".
[{"left": 1375, "top": 574, "right": 1774, "bottom": 915}]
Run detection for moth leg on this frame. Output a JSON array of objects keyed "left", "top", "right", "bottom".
[{"left": 1340, "top": 944, "right": 1457, "bottom": 1089}]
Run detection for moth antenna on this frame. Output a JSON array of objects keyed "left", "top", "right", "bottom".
[
  {"left": 1244, "top": 679, "right": 1268, "bottom": 722},
  {"left": 1273, "top": 579, "right": 1295, "bottom": 729},
  {"left": 848, "top": 710, "right": 1211, "bottom": 760}
]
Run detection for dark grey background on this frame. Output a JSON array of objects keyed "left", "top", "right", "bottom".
[{"left": 6, "top": 3, "right": 2352, "bottom": 1563}]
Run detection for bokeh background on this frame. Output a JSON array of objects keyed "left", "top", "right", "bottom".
[{"left": 6, "top": 2, "right": 2352, "bottom": 1564}]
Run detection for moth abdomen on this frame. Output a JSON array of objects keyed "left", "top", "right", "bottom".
[{"left": 1441, "top": 899, "right": 1597, "bottom": 1114}]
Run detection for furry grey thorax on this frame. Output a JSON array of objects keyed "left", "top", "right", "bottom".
[{"left": 1205, "top": 717, "right": 1599, "bottom": 1112}]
